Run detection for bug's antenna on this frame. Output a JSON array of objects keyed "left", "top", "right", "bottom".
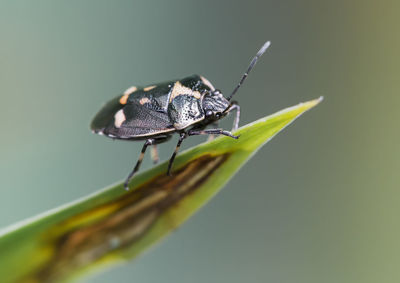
[{"left": 226, "top": 41, "right": 271, "bottom": 101}]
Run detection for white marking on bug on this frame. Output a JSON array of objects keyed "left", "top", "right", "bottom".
[
  {"left": 193, "top": 91, "right": 201, "bottom": 99},
  {"left": 144, "top": 85, "right": 156, "bottom": 91},
  {"left": 139, "top": 97, "right": 151, "bottom": 105},
  {"left": 200, "top": 76, "right": 215, "bottom": 90},
  {"left": 114, "top": 109, "right": 126, "bottom": 128},
  {"left": 123, "top": 86, "right": 137, "bottom": 95},
  {"left": 92, "top": 130, "right": 104, "bottom": 136},
  {"left": 170, "top": 81, "right": 201, "bottom": 101},
  {"left": 119, "top": 94, "right": 129, "bottom": 105}
]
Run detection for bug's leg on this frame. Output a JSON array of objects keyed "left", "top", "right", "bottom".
[
  {"left": 167, "top": 132, "right": 187, "bottom": 176},
  {"left": 207, "top": 122, "right": 219, "bottom": 141},
  {"left": 188, "top": 129, "right": 240, "bottom": 139},
  {"left": 124, "top": 139, "right": 154, "bottom": 190},
  {"left": 228, "top": 101, "right": 240, "bottom": 131},
  {"left": 150, "top": 144, "right": 159, "bottom": 165}
]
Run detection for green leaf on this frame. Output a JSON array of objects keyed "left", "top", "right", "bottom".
[{"left": 0, "top": 97, "right": 322, "bottom": 283}]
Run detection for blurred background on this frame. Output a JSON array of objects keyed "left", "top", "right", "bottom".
[{"left": 0, "top": 1, "right": 399, "bottom": 282}]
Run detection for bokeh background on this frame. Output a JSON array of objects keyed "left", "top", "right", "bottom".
[{"left": 0, "top": 1, "right": 399, "bottom": 282}]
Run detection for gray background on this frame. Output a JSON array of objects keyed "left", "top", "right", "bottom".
[{"left": 0, "top": 1, "right": 399, "bottom": 282}]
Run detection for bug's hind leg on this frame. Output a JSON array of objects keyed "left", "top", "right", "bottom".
[
  {"left": 167, "top": 132, "right": 187, "bottom": 176},
  {"left": 124, "top": 139, "right": 154, "bottom": 190},
  {"left": 150, "top": 144, "right": 159, "bottom": 165}
]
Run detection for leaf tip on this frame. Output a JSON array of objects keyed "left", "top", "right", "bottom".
[{"left": 302, "top": 96, "right": 324, "bottom": 109}]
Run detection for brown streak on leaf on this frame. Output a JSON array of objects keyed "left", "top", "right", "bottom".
[{"left": 24, "top": 153, "right": 229, "bottom": 283}]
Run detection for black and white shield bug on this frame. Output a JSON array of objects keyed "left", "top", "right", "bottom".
[{"left": 91, "top": 41, "right": 271, "bottom": 190}]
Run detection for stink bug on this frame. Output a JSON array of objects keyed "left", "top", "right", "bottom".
[{"left": 91, "top": 41, "right": 271, "bottom": 190}]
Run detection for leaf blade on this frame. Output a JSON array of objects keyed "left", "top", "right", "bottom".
[{"left": 0, "top": 97, "right": 322, "bottom": 283}]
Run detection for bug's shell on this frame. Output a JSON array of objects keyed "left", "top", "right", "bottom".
[{"left": 91, "top": 75, "right": 216, "bottom": 140}]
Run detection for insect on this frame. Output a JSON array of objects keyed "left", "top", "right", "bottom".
[{"left": 91, "top": 41, "right": 271, "bottom": 190}]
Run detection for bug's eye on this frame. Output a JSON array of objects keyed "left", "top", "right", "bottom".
[
  {"left": 215, "top": 112, "right": 222, "bottom": 118},
  {"left": 205, "top": 110, "right": 213, "bottom": 117}
]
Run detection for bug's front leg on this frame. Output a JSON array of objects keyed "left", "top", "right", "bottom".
[
  {"left": 207, "top": 122, "right": 219, "bottom": 141},
  {"left": 228, "top": 101, "right": 240, "bottom": 131},
  {"left": 124, "top": 139, "right": 155, "bottom": 190},
  {"left": 188, "top": 129, "right": 240, "bottom": 139}
]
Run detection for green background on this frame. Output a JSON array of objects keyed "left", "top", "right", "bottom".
[{"left": 0, "top": 1, "right": 398, "bottom": 282}]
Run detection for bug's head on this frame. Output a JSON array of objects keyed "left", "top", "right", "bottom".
[{"left": 202, "top": 89, "right": 230, "bottom": 121}]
